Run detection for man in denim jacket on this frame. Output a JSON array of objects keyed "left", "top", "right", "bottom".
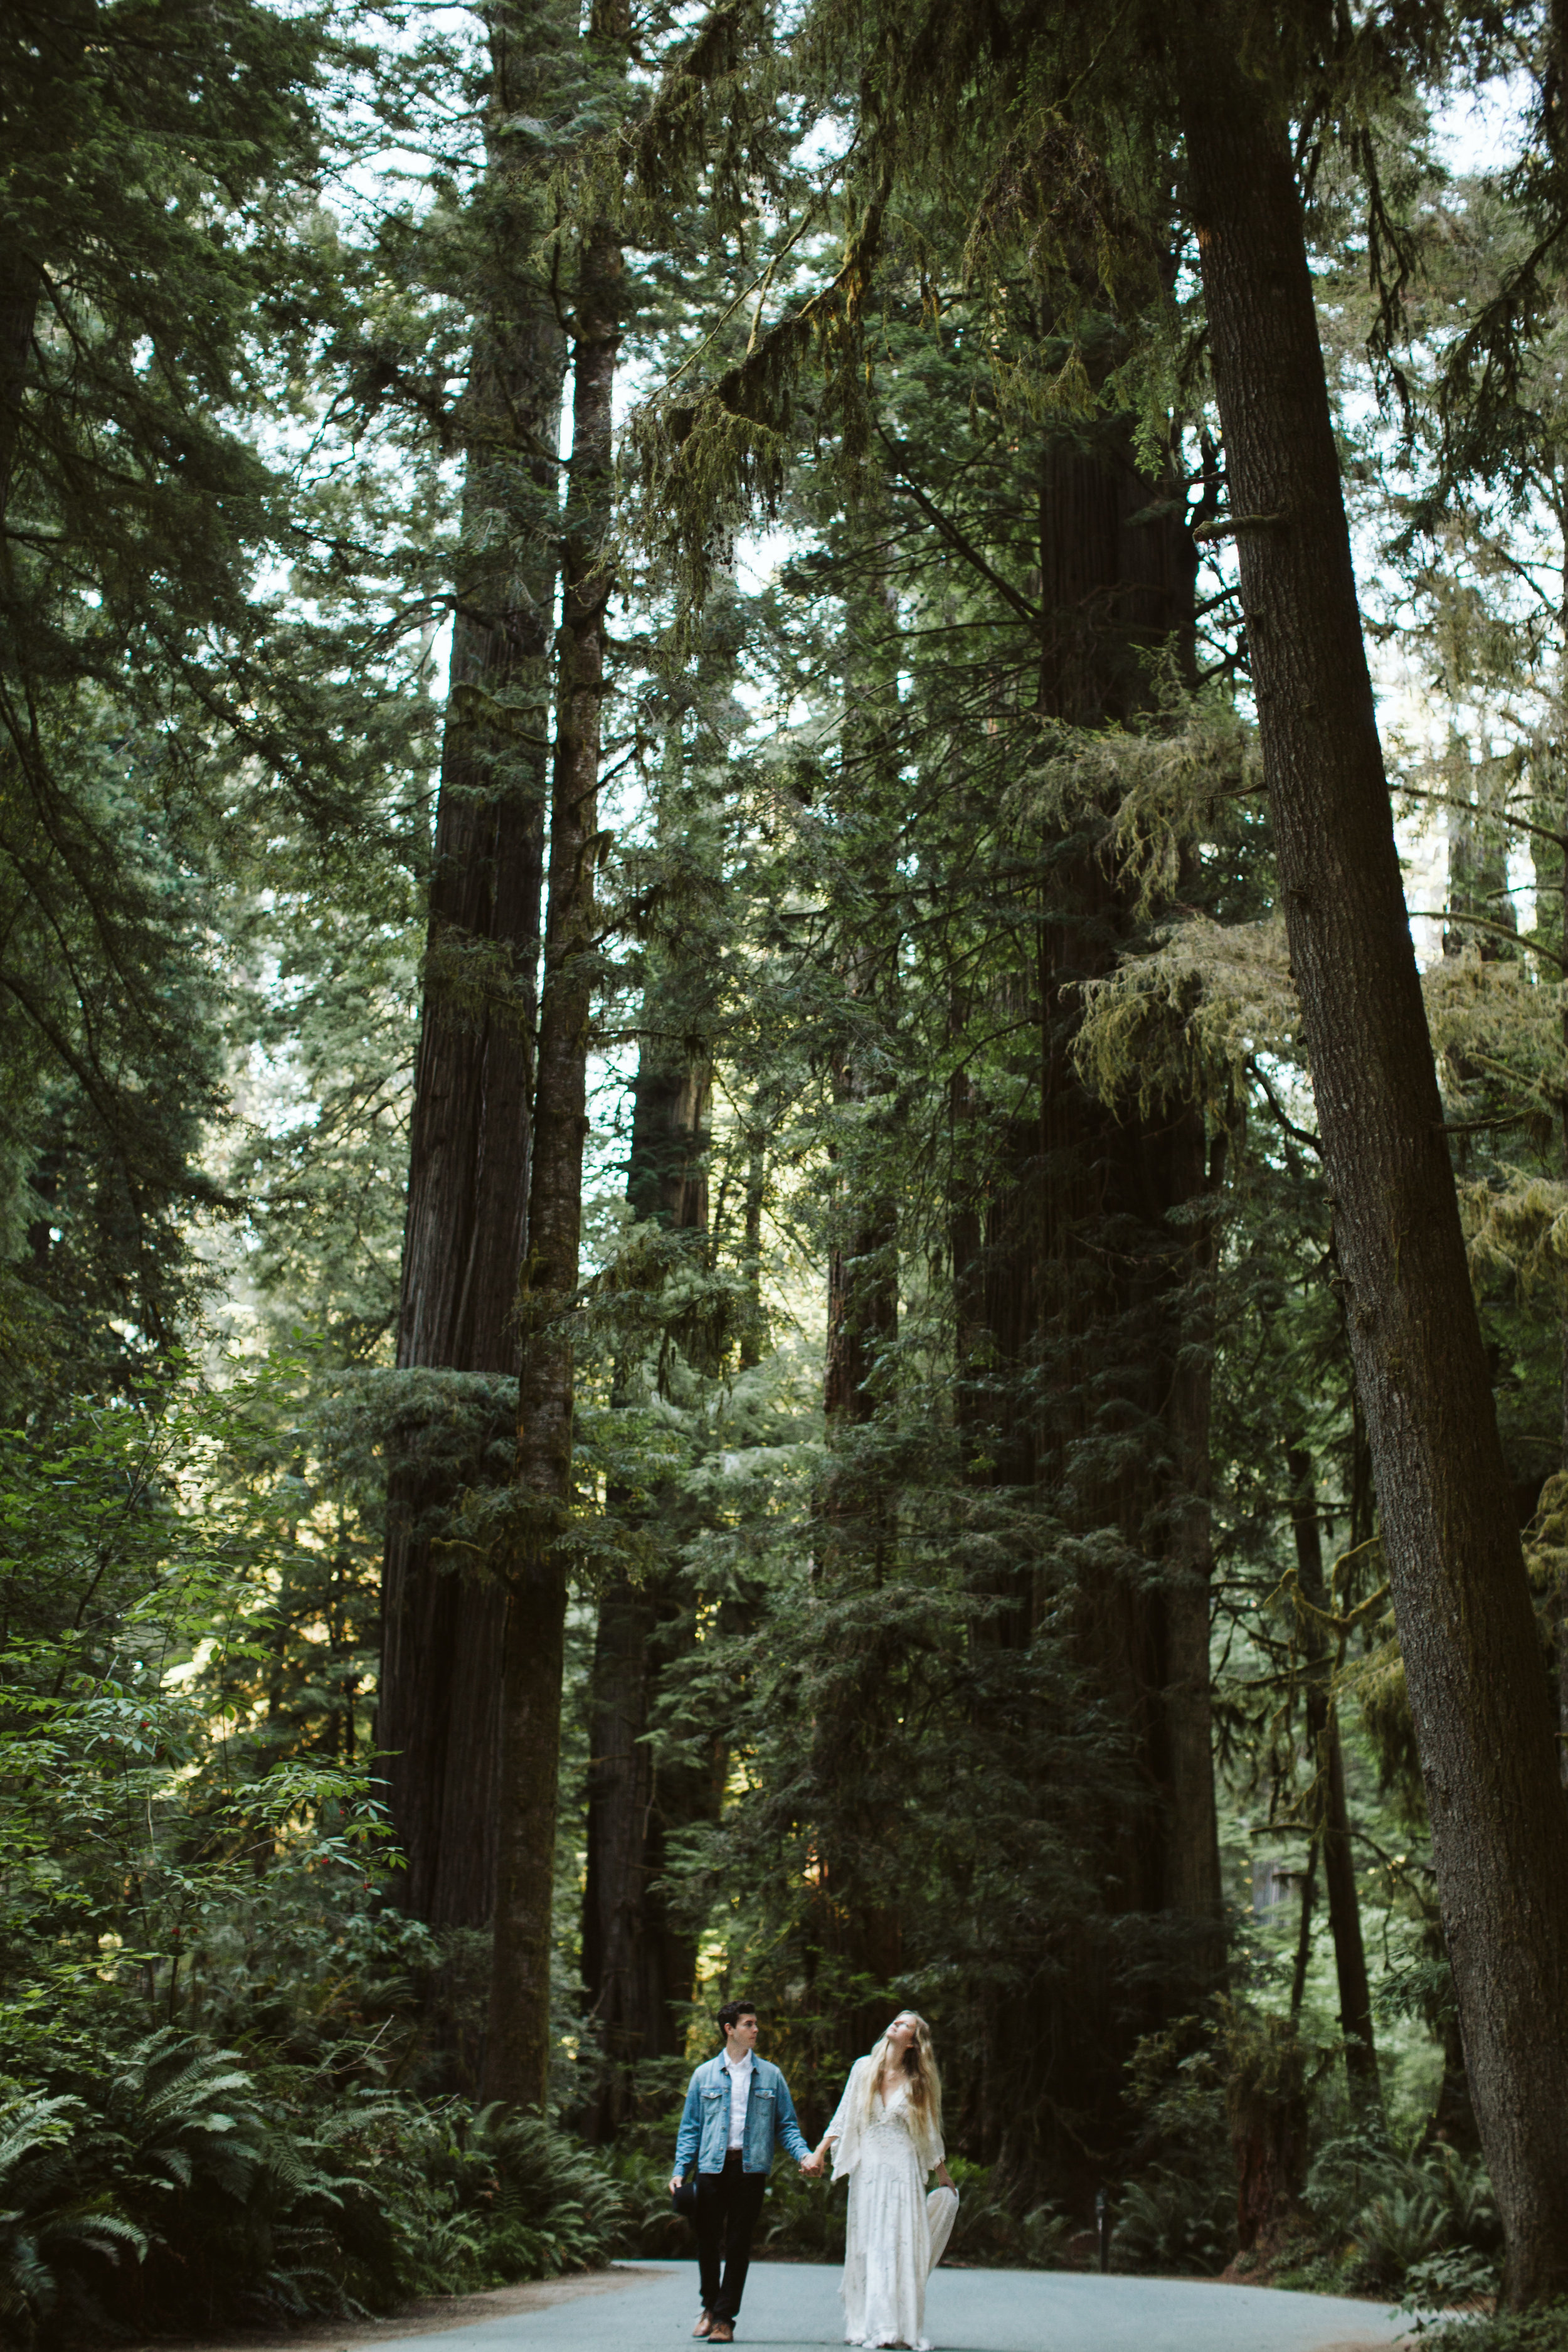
[{"left": 669, "top": 1998, "right": 812, "bottom": 2342}]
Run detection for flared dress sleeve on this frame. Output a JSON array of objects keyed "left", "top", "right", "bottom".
[{"left": 825, "top": 2055, "right": 869, "bottom": 2181}]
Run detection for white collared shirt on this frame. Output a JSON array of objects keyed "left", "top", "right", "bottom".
[{"left": 721, "top": 2048, "right": 755, "bottom": 2149}]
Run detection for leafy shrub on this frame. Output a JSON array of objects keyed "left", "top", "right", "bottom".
[
  {"left": 1355, "top": 2180, "right": 1463, "bottom": 2289},
  {"left": 1264, "top": 2127, "right": 1503, "bottom": 2299},
  {"left": 761, "top": 2163, "right": 850, "bottom": 2262},
  {"left": 1419, "top": 2306, "right": 1568, "bottom": 2352},
  {"left": 941, "top": 2160, "right": 1075, "bottom": 2269},
  {"left": 1110, "top": 2164, "right": 1235, "bottom": 2276},
  {"left": 1305, "top": 2131, "right": 1498, "bottom": 2294},
  {"left": 0, "top": 2093, "right": 146, "bottom": 2348},
  {"left": 0, "top": 1387, "right": 628, "bottom": 2346},
  {"left": 0, "top": 2041, "right": 624, "bottom": 2348},
  {"left": 1401, "top": 2247, "right": 1500, "bottom": 2313},
  {"left": 603, "top": 2123, "right": 1071, "bottom": 2270}
]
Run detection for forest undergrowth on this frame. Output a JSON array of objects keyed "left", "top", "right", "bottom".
[{"left": 0, "top": 1363, "right": 1525, "bottom": 2336}]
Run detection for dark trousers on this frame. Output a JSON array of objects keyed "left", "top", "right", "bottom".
[{"left": 696, "top": 2153, "right": 767, "bottom": 2321}]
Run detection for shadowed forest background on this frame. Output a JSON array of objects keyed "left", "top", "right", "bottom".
[{"left": 9, "top": 0, "right": 1568, "bottom": 2343}]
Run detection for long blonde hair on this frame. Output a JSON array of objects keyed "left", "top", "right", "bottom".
[{"left": 861, "top": 2011, "right": 941, "bottom": 2132}]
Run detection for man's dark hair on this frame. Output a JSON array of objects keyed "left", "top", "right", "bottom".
[{"left": 716, "top": 1999, "right": 757, "bottom": 2035}]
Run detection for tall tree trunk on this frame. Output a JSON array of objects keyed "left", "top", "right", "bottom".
[
  {"left": 482, "top": 177, "right": 622, "bottom": 2110},
  {"left": 1162, "top": 1119, "right": 1227, "bottom": 1943},
  {"left": 1284, "top": 1444, "right": 1380, "bottom": 2109},
  {"left": 379, "top": 400, "right": 556, "bottom": 1924},
  {"left": 814, "top": 1070, "right": 902, "bottom": 2048},
  {"left": 955, "top": 420, "right": 1224, "bottom": 2188},
  {"left": 581, "top": 1041, "right": 715, "bottom": 2138},
  {"left": 378, "top": 4, "right": 566, "bottom": 2060},
  {"left": 738, "top": 1125, "right": 769, "bottom": 1369},
  {"left": 580, "top": 559, "right": 741, "bottom": 2131},
  {"left": 808, "top": 568, "right": 908, "bottom": 2053},
  {"left": 581, "top": 1576, "right": 659, "bottom": 2118},
  {"left": 581, "top": 1579, "right": 721, "bottom": 2132},
  {"left": 627, "top": 1062, "right": 710, "bottom": 1232},
  {"left": 1288, "top": 1836, "right": 1318, "bottom": 2023},
  {"left": 1176, "top": 11, "right": 1568, "bottom": 2299}
]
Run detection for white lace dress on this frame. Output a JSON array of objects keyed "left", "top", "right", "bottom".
[{"left": 825, "top": 2060, "right": 958, "bottom": 2351}]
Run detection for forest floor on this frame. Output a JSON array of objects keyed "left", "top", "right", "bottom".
[{"left": 119, "top": 2260, "right": 1415, "bottom": 2352}]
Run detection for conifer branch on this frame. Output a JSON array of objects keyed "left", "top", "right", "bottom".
[
  {"left": 1244, "top": 1057, "right": 1320, "bottom": 1155},
  {"left": 879, "top": 430, "right": 1043, "bottom": 628}
]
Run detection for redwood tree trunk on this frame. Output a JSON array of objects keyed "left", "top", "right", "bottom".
[
  {"left": 581, "top": 554, "right": 738, "bottom": 2130},
  {"left": 483, "top": 201, "right": 622, "bottom": 2111},
  {"left": 955, "top": 422, "right": 1224, "bottom": 2188},
  {"left": 581, "top": 1042, "right": 715, "bottom": 2137},
  {"left": 814, "top": 1078, "right": 902, "bottom": 2052},
  {"left": 379, "top": 346, "right": 559, "bottom": 1932},
  {"left": 627, "top": 1062, "right": 710, "bottom": 1232},
  {"left": 1177, "top": 11, "right": 1568, "bottom": 2298},
  {"left": 1037, "top": 439, "right": 1221, "bottom": 1982},
  {"left": 581, "top": 1584, "right": 722, "bottom": 2126},
  {"left": 808, "top": 566, "right": 909, "bottom": 2055},
  {"left": 582, "top": 1576, "right": 661, "bottom": 2112},
  {"left": 378, "top": 3, "right": 566, "bottom": 2028},
  {"left": 1285, "top": 1445, "right": 1380, "bottom": 2107}
]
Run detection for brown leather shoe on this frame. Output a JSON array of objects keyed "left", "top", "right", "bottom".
[
  {"left": 709, "top": 2328, "right": 734, "bottom": 2344},
  {"left": 692, "top": 2317, "right": 713, "bottom": 2339}
]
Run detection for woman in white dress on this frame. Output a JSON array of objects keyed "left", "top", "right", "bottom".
[{"left": 803, "top": 2013, "right": 958, "bottom": 2352}]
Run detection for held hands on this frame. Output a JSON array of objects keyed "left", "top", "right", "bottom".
[{"left": 800, "top": 2146, "right": 827, "bottom": 2178}]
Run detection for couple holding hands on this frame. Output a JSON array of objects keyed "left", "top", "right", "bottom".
[{"left": 669, "top": 1998, "right": 958, "bottom": 2351}]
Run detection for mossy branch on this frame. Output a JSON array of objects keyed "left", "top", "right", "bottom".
[{"left": 627, "top": 185, "right": 891, "bottom": 609}]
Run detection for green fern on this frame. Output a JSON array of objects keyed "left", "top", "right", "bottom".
[{"left": 1110, "top": 2166, "right": 1235, "bottom": 2276}]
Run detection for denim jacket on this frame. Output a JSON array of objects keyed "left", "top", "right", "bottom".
[{"left": 673, "top": 2053, "right": 811, "bottom": 2177}]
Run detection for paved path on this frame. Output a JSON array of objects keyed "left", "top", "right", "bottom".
[{"left": 341, "top": 2260, "right": 1410, "bottom": 2352}]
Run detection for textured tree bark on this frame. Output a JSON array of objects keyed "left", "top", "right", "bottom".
[
  {"left": 627, "top": 1061, "right": 710, "bottom": 1234},
  {"left": 1285, "top": 1446, "right": 1380, "bottom": 2107},
  {"left": 1228, "top": 2017, "right": 1309, "bottom": 2255},
  {"left": 482, "top": 195, "right": 622, "bottom": 2111},
  {"left": 1177, "top": 11, "right": 1568, "bottom": 2299},
  {"left": 1036, "top": 441, "right": 1221, "bottom": 1973},
  {"left": 379, "top": 395, "right": 557, "bottom": 1931},
  {"left": 953, "top": 423, "right": 1224, "bottom": 2186},
  {"left": 378, "top": 3, "right": 567, "bottom": 2020},
  {"left": 1425, "top": 1993, "right": 1483, "bottom": 2154}
]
